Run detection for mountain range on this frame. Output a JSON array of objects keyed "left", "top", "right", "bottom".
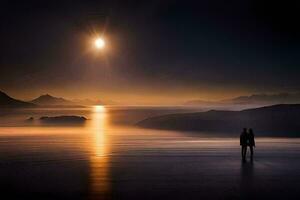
[
  {"left": 224, "top": 92, "right": 300, "bottom": 104},
  {"left": 0, "top": 90, "right": 111, "bottom": 108},
  {"left": 185, "top": 92, "right": 300, "bottom": 109},
  {"left": 0, "top": 91, "right": 80, "bottom": 108},
  {"left": 2, "top": 89, "right": 300, "bottom": 109}
]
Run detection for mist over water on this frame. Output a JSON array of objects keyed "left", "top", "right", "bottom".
[{"left": 0, "top": 106, "right": 299, "bottom": 199}]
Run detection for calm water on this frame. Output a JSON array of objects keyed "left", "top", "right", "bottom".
[{"left": 0, "top": 106, "right": 300, "bottom": 199}]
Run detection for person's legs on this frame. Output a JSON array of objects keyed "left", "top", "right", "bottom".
[
  {"left": 250, "top": 146, "right": 254, "bottom": 157},
  {"left": 241, "top": 146, "right": 244, "bottom": 157},
  {"left": 242, "top": 146, "right": 247, "bottom": 160}
]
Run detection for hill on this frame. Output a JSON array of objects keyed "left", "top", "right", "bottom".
[
  {"left": 0, "top": 91, "right": 35, "bottom": 108},
  {"left": 30, "top": 94, "right": 77, "bottom": 106},
  {"left": 137, "top": 104, "right": 300, "bottom": 136}
]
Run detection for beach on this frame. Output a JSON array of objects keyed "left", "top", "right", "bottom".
[{"left": 0, "top": 107, "right": 299, "bottom": 199}]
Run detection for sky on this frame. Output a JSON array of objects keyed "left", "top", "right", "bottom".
[{"left": 0, "top": 0, "right": 300, "bottom": 104}]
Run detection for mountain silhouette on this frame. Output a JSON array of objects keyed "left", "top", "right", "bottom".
[
  {"left": 72, "top": 98, "right": 118, "bottom": 106},
  {"left": 137, "top": 104, "right": 300, "bottom": 136},
  {"left": 224, "top": 92, "right": 300, "bottom": 104},
  {"left": 0, "top": 91, "right": 35, "bottom": 108},
  {"left": 30, "top": 94, "right": 76, "bottom": 106},
  {"left": 185, "top": 92, "right": 300, "bottom": 108}
]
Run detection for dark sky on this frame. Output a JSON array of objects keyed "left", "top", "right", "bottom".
[{"left": 0, "top": 0, "right": 300, "bottom": 104}]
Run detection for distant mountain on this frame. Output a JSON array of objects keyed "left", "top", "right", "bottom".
[
  {"left": 185, "top": 92, "right": 300, "bottom": 109},
  {"left": 137, "top": 104, "right": 300, "bottom": 136},
  {"left": 72, "top": 98, "right": 105, "bottom": 106},
  {"left": 30, "top": 94, "right": 77, "bottom": 106},
  {"left": 184, "top": 99, "right": 231, "bottom": 110},
  {"left": 224, "top": 93, "right": 300, "bottom": 105},
  {"left": 72, "top": 98, "right": 118, "bottom": 106},
  {"left": 185, "top": 99, "right": 217, "bottom": 105},
  {"left": 0, "top": 91, "right": 35, "bottom": 108}
]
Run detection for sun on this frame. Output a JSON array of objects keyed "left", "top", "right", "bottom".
[{"left": 94, "top": 38, "right": 105, "bottom": 49}]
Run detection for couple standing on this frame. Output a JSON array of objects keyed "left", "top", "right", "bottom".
[{"left": 240, "top": 128, "right": 255, "bottom": 161}]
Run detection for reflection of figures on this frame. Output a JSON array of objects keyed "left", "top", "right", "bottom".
[
  {"left": 240, "top": 128, "right": 256, "bottom": 161},
  {"left": 240, "top": 158, "right": 255, "bottom": 199}
]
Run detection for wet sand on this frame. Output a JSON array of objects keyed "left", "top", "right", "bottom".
[{"left": 0, "top": 129, "right": 299, "bottom": 200}]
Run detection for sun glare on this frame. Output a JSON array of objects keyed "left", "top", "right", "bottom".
[
  {"left": 94, "top": 38, "right": 105, "bottom": 49},
  {"left": 95, "top": 105, "right": 105, "bottom": 112}
]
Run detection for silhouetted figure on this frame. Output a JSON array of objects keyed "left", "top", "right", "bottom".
[
  {"left": 240, "top": 128, "right": 248, "bottom": 161},
  {"left": 247, "top": 128, "right": 255, "bottom": 160}
]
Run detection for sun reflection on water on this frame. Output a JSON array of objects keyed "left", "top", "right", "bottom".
[{"left": 89, "top": 105, "right": 111, "bottom": 199}]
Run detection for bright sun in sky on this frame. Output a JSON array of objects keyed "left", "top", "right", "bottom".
[{"left": 94, "top": 38, "right": 105, "bottom": 49}]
